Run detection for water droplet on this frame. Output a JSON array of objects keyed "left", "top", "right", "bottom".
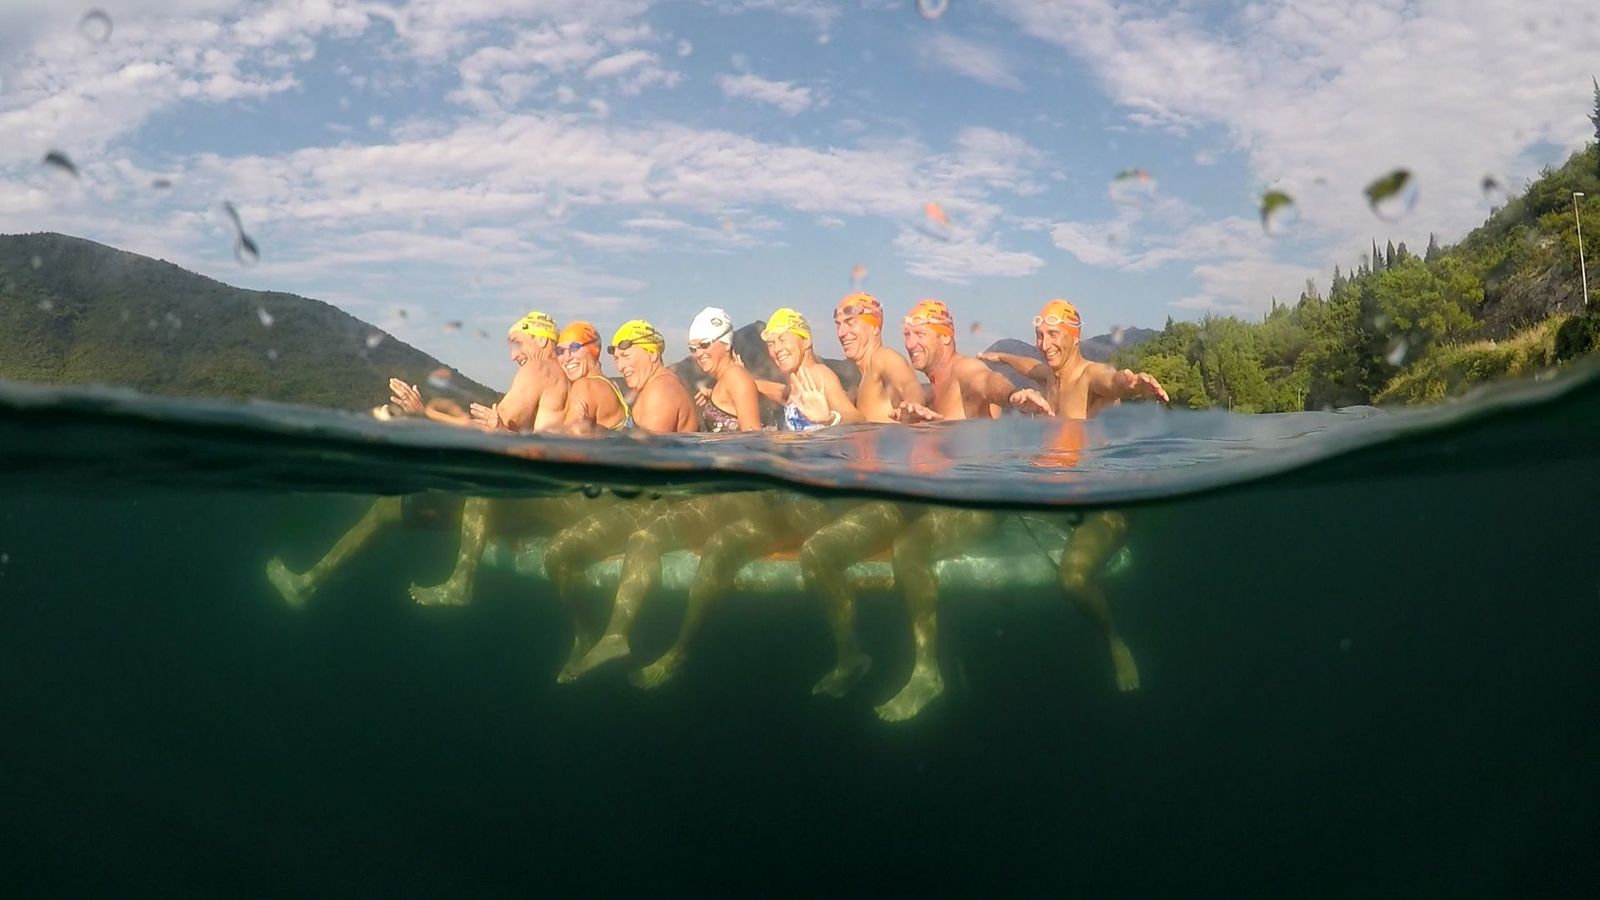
[
  {"left": 79, "top": 10, "right": 112, "bottom": 45},
  {"left": 1364, "top": 169, "right": 1416, "bottom": 222},
  {"left": 30, "top": 256, "right": 42, "bottom": 269},
  {"left": 0, "top": 552, "right": 9, "bottom": 566},
  {"left": 1108, "top": 168, "right": 1157, "bottom": 206},
  {"left": 924, "top": 201, "right": 949, "bottom": 226},
  {"left": 365, "top": 333, "right": 385, "bottom": 349},
  {"left": 267, "top": 349, "right": 279, "bottom": 362},
  {"left": 1480, "top": 175, "right": 1507, "bottom": 207},
  {"left": 221, "top": 200, "right": 244, "bottom": 231},
  {"left": 582, "top": 484, "right": 603, "bottom": 499},
  {"left": 396, "top": 308, "right": 410, "bottom": 320},
  {"left": 165, "top": 312, "right": 182, "bottom": 330},
  {"left": 42, "top": 150, "right": 79, "bottom": 178},
  {"left": 1259, "top": 189, "right": 1297, "bottom": 236},
  {"left": 475, "top": 329, "right": 490, "bottom": 339},
  {"left": 916, "top": 0, "right": 950, "bottom": 19},
  {"left": 427, "top": 367, "right": 452, "bottom": 389},
  {"left": 1110, "top": 325, "right": 1127, "bottom": 345},
  {"left": 37, "top": 299, "right": 53, "bottom": 312},
  {"left": 850, "top": 263, "right": 867, "bottom": 288},
  {"left": 1338, "top": 637, "right": 1352, "bottom": 652},
  {"left": 151, "top": 178, "right": 172, "bottom": 190},
  {"left": 234, "top": 234, "right": 260, "bottom": 267},
  {"left": 1385, "top": 335, "right": 1409, "bottom": 366},
  {"left": 256, "top": 307, "right": 274, "bottom": 328},
  {"left": 443, "top": 320, "right": 462, "bottom": 332}
]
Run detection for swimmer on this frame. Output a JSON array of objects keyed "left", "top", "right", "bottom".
[
  {"left": 760, "top": 307, "right": 861, "bottom": 431},
  {"left": 266, "top": 310, "right": 575, "bottom": 608},
  {"left": 609, "top": 319, "right": 700, "bottom": 433},
  {"left": 832, "top": 293, "right": 926, "bottom": 422},
  {"left": 980, "top": 298, "right": 1169, "bottom": 418},
  {"left": 687, "top": 307, "right": 763, "bottom": 432},
  {"left": 892, "top": 299, "right": 1030, "bottom": 422}
]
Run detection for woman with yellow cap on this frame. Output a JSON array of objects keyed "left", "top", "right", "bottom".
[
  {"left": 760, "top": 307, "right": 861, "bottom": 431},
  {"left": 608, "top": 319, "right": 699, "bottom": 433}
]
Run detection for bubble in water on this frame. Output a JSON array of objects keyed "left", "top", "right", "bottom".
[
  {"left": 1259, "top": 189, "right": 1297, "bottom": 236},
  {"left": 923, "top": 201, "right": 949, "bottom": 226},
  {"left": 1364, "top": 169, "right": 1416, "bottom": 222},
  {"left": 365, "top": 333, "right": 385, "bottom": 349},
  {"left": 234, "top": 234, "right": 260, "bottom": 266},
  {"left": 582, "top": 484, "right": 603, "bottom": 499},
  {"left": 1385, "top": 335, "right": 1409, "bottom": 366},
  {"left": 916, "top": 0, "right": 950, "bottom": 20},
  {"left": 79, "top": 10, "right": 112, "bottom": 45},
  {"left": 256, "top": 307, "right": 274, "bottom": 328},
  {"left": 427, "top": 367, "right": 452, "bottom": 389},
  {"left": 1480, "top": 175, "right": 1507, "bottom": 207},
  {"left": 30, "top": 256, "right": 42, "bottom": 269},
  {"left": 42, "top": 150, "right": 79, "bottom": 178},
  {"left": 38, "top": 299, "right": 53, "bottom": 312},
  {"left": 1108, "top": 168, "right": 1156, "bottom": 206},
  {"left": 1338, "top": 637, "right": 1352, "bottom": 652}
]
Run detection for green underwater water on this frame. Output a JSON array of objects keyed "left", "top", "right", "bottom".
[{"left": 1, "top": 378, "right": 1599, "bottom": 896}]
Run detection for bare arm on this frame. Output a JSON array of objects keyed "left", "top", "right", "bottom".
[
  {"left": 723, "top": 367, "right": 765, "bottom": 431},
  {"left": 754, "top": 378, "right": 789, "bottom": 405},
  {"left": 630, "top": 381, "right": 689, "bottom": 433},
  {"left": 1087, "top": 363, "right": 1169, "bottom": 405},
  {"left": 960, "top": 359, "right": 1023, "bottom": 409},
  {"left": 818, "top": 366, "right": 864, "bottom": 424},
  {"left": 879, "top": 351, "right": 927, "bottom": 407},
  {"left": 531, "top": 378, "right": 568, "bottom": 432},
  {"left": 489, "top": 368, "right": 542, "bottom": 432},
  {"left": 978, "top": 351, "right": 1049, "bottom": 384}
]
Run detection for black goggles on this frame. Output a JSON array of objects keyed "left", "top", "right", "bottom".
[{"left": 608, "top": 332, "right": 663, "bottom": 355}]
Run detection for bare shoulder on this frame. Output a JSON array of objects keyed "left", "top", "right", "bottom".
[{"left": 873, "top": 346, "right": 915, "bottom": 375}]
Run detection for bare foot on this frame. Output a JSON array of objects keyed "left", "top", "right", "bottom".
[
  {"left": 409, "top": 578, "right": 470, "bottom": 607},
  {"left": 555, "top": 633, "right": 595, "bottom": 684},
  {"left": 1110, "top": 639, "right": 1140, "bottom": 692},
  {"left": 629, "top": 650, "right": 685, "bottom": 690},
  {"left": 561, "top": 633, "right": 630, "bottom": 681},
  {"left": 265, "top": 558, "right": 310, "bottom": 609},
  {"left": 811, "top": 652, "right": 872, "bottom": 698},
  {"left": 875, "top": 665, "right": 943, "bottom": 722}
]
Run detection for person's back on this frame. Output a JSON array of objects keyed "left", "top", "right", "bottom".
[{"left": 470, "top": 311, "right": 570, "bottom": 432}]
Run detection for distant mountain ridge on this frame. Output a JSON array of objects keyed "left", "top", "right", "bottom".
[{"left": 0, "top": 233, "right": 491, "bottom": 411}]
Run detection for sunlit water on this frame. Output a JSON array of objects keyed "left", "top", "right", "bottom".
[{"left": 1, "top": 369, "right": 1597, "bottom": 896}]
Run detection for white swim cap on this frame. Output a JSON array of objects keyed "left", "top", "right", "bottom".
[{"left": 689, "top": 306, "right": 734, "bottom": 345}]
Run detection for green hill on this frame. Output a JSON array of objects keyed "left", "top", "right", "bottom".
[{"left": 0, "top": 233, "right": 492, "bottom": 411}]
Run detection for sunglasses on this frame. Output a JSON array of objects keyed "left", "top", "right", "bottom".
[
  {"left": 608, "top": 333, "right": 662, "bottom": 355},
  {"left": 554, "top": 339, "right": 596, "bottom": 357},
  {"left": 1033, "top": 314, "right": 1081, "bottom": 328}
]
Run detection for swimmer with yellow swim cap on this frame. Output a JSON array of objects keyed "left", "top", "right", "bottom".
[
  {"left": 608, "top": 319, "right": 699, "bottom": 433},
  {"left": 831, "top": 293, "right": 924, "bottom": 423},
  {"left": 760, "top": 307, "right": 861, "bottom": 431},
  {"left": 980, "top": 298, "right": 1169, "bottom": 420},
  {"left": 460, "top": 310, "right": 570, "bottom": 433},
  {"left": 893, "top": 299, "right": 1020, "bottom": 422}
]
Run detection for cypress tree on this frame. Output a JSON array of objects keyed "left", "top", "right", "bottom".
[
  {"left": 1591, "top": 76, "right": 1600, "bottom": 178},
  {"left": 1425, "top": 232, "right": 1440, "bottom": 262},
  {"left": 1385, "top": 240, "right": 1396, "bottom": 268}
]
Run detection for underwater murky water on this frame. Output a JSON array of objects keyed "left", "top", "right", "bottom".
[{"left": 1, "top": 374, "right": 1598, "bottom": 896}]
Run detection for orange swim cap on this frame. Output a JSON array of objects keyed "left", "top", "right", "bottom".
[
  {"left": 904, "top": 298, "right": 954, "bottom": 336},
  {"left": 558, "top": 321, "right": 601, "bottom": 358},
  {"left": 836, "top": 292, "right": 883, "bottom": 329},
  {"left": 1035, "top": 298, "right": 1082, "bottom": 336}
]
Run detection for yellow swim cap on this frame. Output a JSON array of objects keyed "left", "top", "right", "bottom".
[
  {"left": 509, "top": 310, "right": 558, "bottom": 342},
  {"left": 609, "top": 319, "right": 664, "bottom": 355},
  {"left": 761, "top": 307, "right": 811, "bottom": 341}
]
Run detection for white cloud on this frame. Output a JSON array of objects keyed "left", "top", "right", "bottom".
[
  {"left": 708, "top": 0, "right": 841, "bottom": 32},
  {"left": 915, "top": 31, "right": 1024, "bottom": 91},
  {"left": 717, "top": 72, "right": 814, "bottom": 115}
]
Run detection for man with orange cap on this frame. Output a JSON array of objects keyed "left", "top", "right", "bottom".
[
  {"left": 893, "top": 299, "right": 1025, "bottom": 422},
  {"left": 981, "top": 298, "right": 1169, "bottom": 419},
  {"left": 832, "top": 292, "right": 925, "bottom": 422}
]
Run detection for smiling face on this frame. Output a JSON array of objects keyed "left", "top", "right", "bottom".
[
  {"left": 835, "top": 313, "right": 876, "bottom": 363},
  {"left": 764, "top": 330, "right": 807, "bottom": 375},
  {"left": 902, "top": 323, "right": 948, "bottom": 373},
  {"left": 559, "top": 344, "right": 597, "bottom": 381},
  {"left": 507, "top": 332, "right": 541, "bottom": 366},
  {"left": 691, "top": 338, "right": 730, "bottom": 374},
  {"left": 1036, "top": 324, "right": 1077, "bottom": 369},
  {"left": 612, "top": 343, "right": 658, "bottom": 389}
]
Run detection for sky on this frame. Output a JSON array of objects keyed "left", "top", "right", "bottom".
[{"left": 1, "top": 0, "right": 1597, "bottom": 389}]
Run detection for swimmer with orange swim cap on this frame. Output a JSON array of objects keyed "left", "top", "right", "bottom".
[
  {"left": 893, "top": 299, "right": 1023, "bottom": 422},
  {"left": 550, "top": 321, "right": 629, "bottom": 433},
  {"left": 831, "top": 293, "right": 925, "bottom": 423},
  {"left": 981, "top": 298, "right": 1169, "bottom": 420}
]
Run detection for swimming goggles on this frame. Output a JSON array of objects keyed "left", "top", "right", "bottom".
[
  {"left": 833, "top": 305, "right": 880, "bottom": 321},
  {"left": 903, "top": 312, "right": 953, "bottom": 328},
  {"left": 554, "top": 339, "right": 596, "bottom": 357},
  {"left": 688, "top": 325, "right": 732, "bottom": 352},
  {"left": 1033, "top": 314, "right": 1081, "bottom": 328},
  {"left": 608, "top": 331, "right": 663, "bottom": 355}
]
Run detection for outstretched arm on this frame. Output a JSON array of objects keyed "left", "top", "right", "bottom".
[
  {"left": 754, "top": 378, "right": 789, "bottom": 405},
  {"left": 880, "top": 352, "right": 927, "bottom": 407},
  {"left": 978, "top": 351, "right": 1049, "bottom": 384},
  {"left": 1088, "top": 363, "right": 1170, "bottom": 405}
]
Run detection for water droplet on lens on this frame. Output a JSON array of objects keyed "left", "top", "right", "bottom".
[
  {"left": 443, "top": 320, "right": 462, "bottom": 332},
  {"left": 1259, "top": 189, "right": 1297, "bottom": 236},
  {"left": 267, "top": 349, "right": 279, "bottom": 362},
  {"left": 1480, "top": 175, "right": 1507, "bottom": 206},
  {"left": 397, "top": 308, "right": 410, "bottom": 320},
  {"left": 256, "top": 307, "right": 274, "bottom": 327},
  {"left": 916, "top": 0, "right": 950, "bottom": 20},
  {"left": 1385, "top": 335, "right": 1409, "bottom": 366},
  {"left": 79, "top": 10, "right": 112, "bottom": 45},
  {"left": 582, "top": 484, "right": 603, "bottom": 499},
  {"left": 30, "top": 256, "right": 42, "bottom": 269},
  {"left": 0, "top": 552, "right": 9, "bottom": 565},
  {"left": 850, "top": 263, "right": 867, "bottom": 288},
  {"left": 151, "top": 178, "right": 172, "bottom": 190},
  {"left": 1338, "top": 637, "right": 1352, "bottom": 652},
  {"left": 924, "top": 201, "right": 949, "bottom": 226},
  {"left": 42, "top": 150, "right": 79, "bottom": 178},
  {"left": 1364, "top": 169, "right": 1416, "bottom": 222},
  {"left": 37, "top": 299, "right": 53, "bottom": 311},
  {"left": 234, "top": 234, "right": 260, "bottom": 266},
  {"left": 1108, "top": 168, "right": 1156, "bottom": 207},
  {"left": 475, "top": 328, "right": 490, "bottom": 339},
  {"left": 1111, "top": 325, "right": 1127, "bottom": 345},
  {"left": 365, "top": 333, "right": 384, "bottom": 349},
  {"left": 427, "top": 367, "right": 452, "bottom": 389}
]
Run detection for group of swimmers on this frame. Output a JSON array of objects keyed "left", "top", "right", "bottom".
[{"left": 267, "top": 294, "right": 1169, "bottom": 721}]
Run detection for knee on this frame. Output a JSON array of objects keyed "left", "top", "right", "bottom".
[
  {"left": 799, "top": 541, "right": 826, "bottom": 581},
  {"left": 1058, "top": 566, "right": 1089, "bottom": 595},
  {"left": 890, "top": 537, "right": 926, "bottom": 577}
]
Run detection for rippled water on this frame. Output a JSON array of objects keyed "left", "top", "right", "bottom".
[{"left": 1, "top": 370, "right": 1598, "bottom": 895}]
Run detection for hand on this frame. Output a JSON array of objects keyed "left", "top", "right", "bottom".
[
  {"left": 1119, "top": 369, "right": 1170, "bottom": 404},
  {"left": 469, "top": 402, "right": 502, "bottom": 433},
  {"left": 892, "top": 400, "right": 943, "bottom": 423},
  {"left": 1009, "top": 387, "right": 1054, "bottom": 416},
  {"left": 977, "top": 351, "right": 1001, "bottom": 363},
  {"left": 791, "top": 367, "right": 833, "bottom": 425},
  {"left": 388, "top": 378, "right": 423, "bottom": 414},
  {"left": 694, "top": 383, "right": 714, "bottom": 406}
]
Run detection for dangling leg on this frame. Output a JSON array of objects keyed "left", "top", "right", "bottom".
[
  {"left": 878, "top": 506, "right": 999, "bottom": 722},
  {"left": 409, "top": 496, "right": 490, "bottom": 607},
  {"left": 543, "top": 502, "right": 654, "bottom": 682},
  {"left": 800, "top": 501, "right": 906, "bottom": 698},
  {"left": 266, "top": 496, "right": 404, "bottom": 609},
  {"left": 1059, "top": 510, "right": 1139, "bottom": 691}
]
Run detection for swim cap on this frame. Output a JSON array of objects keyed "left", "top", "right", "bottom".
[
  {"left": 835, "top": 292, "right": 883, "bottom": 330},
  {"left": 904, "top": 299, "right": 954, "bottom": 336},
  {"left": 689, "top": 307, "right": 735, "bottom": 345},
  {"left": 761, "top": 307, "right": 811, "bottom": 341},
  {"left": 509, "top": 310, "right": 558, "bottom": 342},
  {"left": 610, "top": 319, "right": 664, "bottom": 355},
  {"left": 1035, "top": 298, "right": 1082, "bottom": 335},
  {"left": 558, "top": 321, "right": 601, "bottom": 358}
]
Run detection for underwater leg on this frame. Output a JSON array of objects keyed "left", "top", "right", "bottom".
[
  {"left": 800, "top": 501, "right": 905, "bottom": 698},
  {"left": 266, "top": 495, "right": 404, "bottom": 609},
  {"left": 1059, "top": 510, "right": 1139, "bottom": 692},
  {"left": 409, "top": 496, "right": 490, "bottom": 607}
]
